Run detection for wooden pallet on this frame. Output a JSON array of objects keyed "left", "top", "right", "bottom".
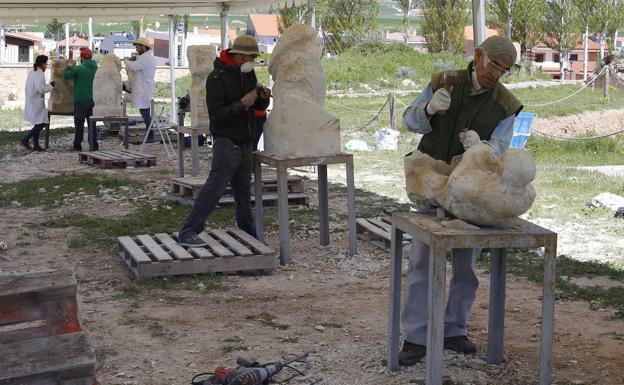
[
  {"left": 79, "top": 149, "right": 157, "bottom": 169},
  {"left": 118, "top": 228, "right": 276, "bottom": 278},
  {"left": 168, "top": 175, "right": 308, "bottom": 207},
  {"left": 356, "top": 217, "right": 413, "bottom": 251},
  {"left": 0, "top": 270, "right": 96, "bottom": 385}
]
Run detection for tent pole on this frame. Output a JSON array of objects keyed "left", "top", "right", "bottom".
[
  {"left": 169, "top": 15, "right": 177, "bottom": 124},
  {"left": 88, "top": 17, "right": 93, "bottom": 51},
  {"left": 472, "top": 0, "right": 485, "bottom": 47},
  {"left": 220, "top": 4, "right": 230, "bottom": 51},
  {"left": 0, "top": 22, "right": 5, "bottom": 65},
  {"left": 308, "top": 0, "right": 316, "bottom": 29},
  {"left": 65, "top": 22, "right": 70, "bottom": 57}
]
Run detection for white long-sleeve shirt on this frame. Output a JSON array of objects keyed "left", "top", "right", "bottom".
[
  {"left": 24, "top": 69, "right": 54, "bottom": 125},
  {"left": 125, "top": 51, "right": 157, "bottom": 109}
]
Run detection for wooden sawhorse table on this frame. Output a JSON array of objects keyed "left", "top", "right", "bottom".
[
  {"left": 387, "top": 212, "right": 557, "bottom": 385},
  {"left": 176, "top": 125, "right": 209, "bottom": 177},
  {"left": 88, "top": 116, "right": 129, "bottom": 151},
  {"left": 254, "top": 152, "right": 357, "bottom": 265}
]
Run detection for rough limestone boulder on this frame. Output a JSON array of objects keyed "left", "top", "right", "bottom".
[
  {"left": 263, "top": 24, "right": 340, "bottom": 158},
  {"left": 93, "top": 54, "right": 122, "bottom": 117},
  {"left": 187, "top": 45, "right": 216, "bottom": 128},
  {"left": 405, "top": 129, "right": 537, "bottom": 226},
  {"left": 48, "top": 59, "right": 74, "bottom": 113}
]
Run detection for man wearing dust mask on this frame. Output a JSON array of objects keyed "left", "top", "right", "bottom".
[{"left": 177, "top": 35, "right": 271, "bottom": 247}]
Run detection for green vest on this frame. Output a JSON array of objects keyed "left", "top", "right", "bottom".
[{"left": 417, "top": 62, "right": 523, "bottom": 164}]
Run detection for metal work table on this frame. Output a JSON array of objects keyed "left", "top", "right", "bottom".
[
  {"left": 387, "top": 212, "right": 557, "bottom": 385},
  {"left": 45, "top": 111, "right": 74, "bottom": 149},
  {"left": 254, "top": 152, "right": 357, "bottom": 265},
  {"left": 176, "top": 125, "right": 209, "bottom": 177},
  {"left": 88, "top": 116, "right": 129, "bottom": 151}
]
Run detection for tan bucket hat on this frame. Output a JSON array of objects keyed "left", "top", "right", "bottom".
[
  {"left": 229, "top": 35, "right": 260, "bottom": 56},
  {"left": 133, "top": 37, "right": 154, "bottom": 48}
]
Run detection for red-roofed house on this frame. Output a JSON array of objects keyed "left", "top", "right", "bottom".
[
  {"left": 529, "top": 37, "right": 601, "bottom": 80},
  {"left": 246, "top": 14, "right": 281, "bottom": 53},
  {"left": 58, "top": 36, "right": 89, "bottom": 58},
  {"left": 4, "top": 32, "right": 42, "bottom": 63},
  {"left": 463, "top": 25, "right": 500, "bottom": 58}
]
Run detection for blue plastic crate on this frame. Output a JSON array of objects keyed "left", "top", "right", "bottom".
[{"left": 510, "top": 112, "right": 536, "bottom": 149}]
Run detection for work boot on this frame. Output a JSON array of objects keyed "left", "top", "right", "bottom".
[
  {"left": 398, "top": 340, "right": 426, "bottom": 366},
  {"left": 444, "top": 335, "right": 477, "bottom": 354},
  {"left": 20, "top": 139, "right": 32, "bottom": 150},
  {"left": 33, "top": 145, "right": 45, "bottom": 152},
  {"left": 178, "top": 233, "right": 209, "bottom": 247}
]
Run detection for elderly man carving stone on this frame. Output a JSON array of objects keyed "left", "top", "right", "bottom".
[{"left": 263, "top": 24, "right": 340, "bottom": 158}]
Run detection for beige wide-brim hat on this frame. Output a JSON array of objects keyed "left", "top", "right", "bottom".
[
  {"left": 133, "top": 37, "right": 154, "bottom": 48},
  {"left": 229, "top": 35, "right": 260, "bottom": 56}
]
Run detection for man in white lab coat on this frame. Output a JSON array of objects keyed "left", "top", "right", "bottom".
[
  {"left": 124, "top": 37, "right": 157, "bottom": 141},
  {"left": 21, "top": 55, "right": 55, "bottom": 151}
]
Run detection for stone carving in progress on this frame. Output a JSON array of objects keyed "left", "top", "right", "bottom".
[
  {"left": 263, "top": 24, "right": 341, "bottom": 158},
  {"left": 187, "top": 45, "right": 216, "bottom": 127},
  {"left": 48, "top": 59, "right": 74, "bottom": 113},
  {"left": 93, "top": 54, "right": 123, "bottom": 117},
  {"left": 405, "top": 129, "right": 537, "bottom": 226}
]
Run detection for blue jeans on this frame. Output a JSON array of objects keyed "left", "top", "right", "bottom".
[
  {"left": 23, "top": 123, "right": 46, "bottom": 147},
  {"left": 140, "top": 108, "right": 153, "bottom": 141},
  {"left": 179, "top": 137, "right": 256, "bottom": 240}
]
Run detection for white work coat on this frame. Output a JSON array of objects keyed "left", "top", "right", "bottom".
[
  {"left": 24, "top": 68, "right": 53, "bottom": 125},
  {"left": 125, "top": 51, "right": 157, "bottom": 109}
]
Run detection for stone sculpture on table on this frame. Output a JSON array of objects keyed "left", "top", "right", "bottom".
[
  {"left": 405, "top": 129, "right": 536, "bottom": 226},
  {"left": 263, "top": 24, "right": 340, "bottom": 158},
  {"left": 93, "top": 54, "right": 122, "bottom": 117},
  {"left": 48, "top": 59, "right": 74, "bottom": 113},
  {"left": 187, "top": 45, "right": 216, "bottom": 128}
]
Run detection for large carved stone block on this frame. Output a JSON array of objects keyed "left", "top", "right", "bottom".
[
  {"left": 263, "top": 24, "right": 340, "bottom": 158},
  {"left": 187, "top": 45, "right": 215, "bottom": 128},
  {"left": 405, "top": 130, "right": 536, "bottom": 226},
  {"left": 93, "top": 54, "right": 122, "bottom": 117},
  {"left": 48, "top": 59, "right": 74, "bottom": 113}
]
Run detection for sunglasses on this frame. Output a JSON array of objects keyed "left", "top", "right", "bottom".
[{"left": 486, "top": 58, "right": 512, "bottom": 77}]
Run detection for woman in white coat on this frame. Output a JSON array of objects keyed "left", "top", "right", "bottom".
[{"left": 21, "top": 55, "right": 55, "bottom": 151}]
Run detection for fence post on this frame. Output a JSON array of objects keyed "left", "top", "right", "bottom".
[
  {"left": 389, "top": 91, "right": 396, "bottom": 131},
  {"left": 604, "top": 66, "right": 610, "bottom": 100}
]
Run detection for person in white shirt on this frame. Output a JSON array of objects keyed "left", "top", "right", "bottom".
[
  {"left": 21, "top": 55, "right": 55, "bottom": 151},
  {"left": 124, "top": 37, "right": 157, "bottom": 141}
]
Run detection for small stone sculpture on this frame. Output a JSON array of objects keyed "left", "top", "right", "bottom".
[
  {"left": 187, "top": 45, "right": 216, "bottom": 127},
  {"left": 405, "top": 129, "right": 537, "bottom": 226},
  {"left": 48, "top": 59, "right": 74, "bottom": 113},
  {"left": 263, "top": 24, "right": 341, "bottom": 158},
  {"left": 93, "top": 54, "right": 122, "bottom": 117}
]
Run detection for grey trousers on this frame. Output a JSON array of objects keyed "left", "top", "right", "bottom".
[
  {"left": 178, "top": 136, "right": 255, "bottom": 240},
  {"left": 402, "top": 239, "right": 481, "bottom": 345}
]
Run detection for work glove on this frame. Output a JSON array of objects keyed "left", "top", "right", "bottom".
[
  {"left": 425, "top": 88, "right": 451, "bottom": 115},
  {"left": 49, "top": 81, "right": 56, "bottom": 87}
]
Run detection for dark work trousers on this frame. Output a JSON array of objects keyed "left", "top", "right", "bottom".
[
  {"left": 74, "top": 100, "right": 94, "bottom": 148},
  {"left": 253, "top": 115, "right": 266, "bottom": 151},
  {"left": 178, "top": 136, "right": 256, "bottom": 240},
  {"left": 140, "top": 107, "right": 153, "bottom": 141},
  {"left": 22, "top": 123, "right": 47, "bottom": 148}
]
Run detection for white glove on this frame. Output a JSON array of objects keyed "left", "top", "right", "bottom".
[{"left": 426, "top": 88, "right": 451, "bottom": 115}]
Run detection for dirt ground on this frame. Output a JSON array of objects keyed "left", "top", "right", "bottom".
[{"left": 1, "top": 131, "right": 624, "bottom": 385}]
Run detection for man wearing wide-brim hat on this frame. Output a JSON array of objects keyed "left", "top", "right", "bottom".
[
  {"left": 123, "top": 37, "right": 157, "bottom": 140},
  {"left": 177, "top": 35, "right": 271, "bottom": 247},
  {"left": 399, "top": 35, "right": 523, "bottom": 366}
]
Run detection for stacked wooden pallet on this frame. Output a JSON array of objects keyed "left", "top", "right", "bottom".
[
  {"left": 168, "top": 174, "right": 308, "bottom": 207},
  {"left": 118, "top": 228, "right": 276, "bottom": 277},
  {"left": 79, "top": 150, "right": 157, "bottom": 169},
  {"left": 0, "top": 270, "right": 96, "bottom": 385},
  {"left": 356, "top": 216, "right": 413, "bottom": 251}
]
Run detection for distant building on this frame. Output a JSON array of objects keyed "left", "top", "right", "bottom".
[
  {"left": 99, "top": 32, "right": 135, "bottom": 59},
  {"left": 463, "top": 26, "right": 501, "bottom": 58},
  {"left": 4, "top": 32, "right": 42, "bottom": 63},
  {"left": 58, "top": 36, "right": 89, "bottom": 58},
  {"left": 246, "top": 14, "right": 280, "bottom": 54},
  {"left": 529, "top": 37, "right": 601, "bottom": 80},
  {"left": 384, "top": 31, "right": 427, "bottom": 52}
]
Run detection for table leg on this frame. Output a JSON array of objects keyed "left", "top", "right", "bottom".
[
  {"left": 318, "top": 164, "right": 329, "bottom": 246},
  {"left": 191, "top": 133, "right": 199, "bottom": 177},
  {"left": 539, "top": 236, "right": 557, "bottom": 385},
  {"left": 277, "top": 164, "right": 290, "bottom": 265},
  {"left": 254, "top": 157, "right": 264, "bottom": 242},
  {"left": 346, "top": 156, "right": 357, "bottom": 255},
  {"left": 178, "top": 132, "right": 185, "bottom": 177},
  {"left": 88, "top": 119, "right": 94, "bottom": 151},
  {"left": 426, "top": 241, "right": 446, "bottom": 385},
  {"left": 124, "top": 119, "right": 129, "bottom": 149},
  {"left": 387, "top": 223, "right": 404, "bottom": 370},
  {"left": 45, "top": 112, "right": 50, "bottom": 149},
  {"left": 487, "top": 248, "right": 507, "bottom": 364}
]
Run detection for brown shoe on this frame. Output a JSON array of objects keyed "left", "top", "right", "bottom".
[
  {"left": 444, "top": 335, "right": 477, "bottom": 354},
  {"left": 399, "top": 340, "right": 426, "bottom": 366},
  {"left": 20, "top": 139, "right": 32, "bottom": 150}
]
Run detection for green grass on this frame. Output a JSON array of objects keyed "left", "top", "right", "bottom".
[
  {"left": 479, "top": 251, "right": 624, "bottom": 319},
  {"left": 0, "top": 108, "right": 30, "bottom": 131},
  {"left": 119, "top": 274, "right": 226, "bottom": 299},
  {"left": 0, "top": 174, "right": 142, "bottom": 208}
]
